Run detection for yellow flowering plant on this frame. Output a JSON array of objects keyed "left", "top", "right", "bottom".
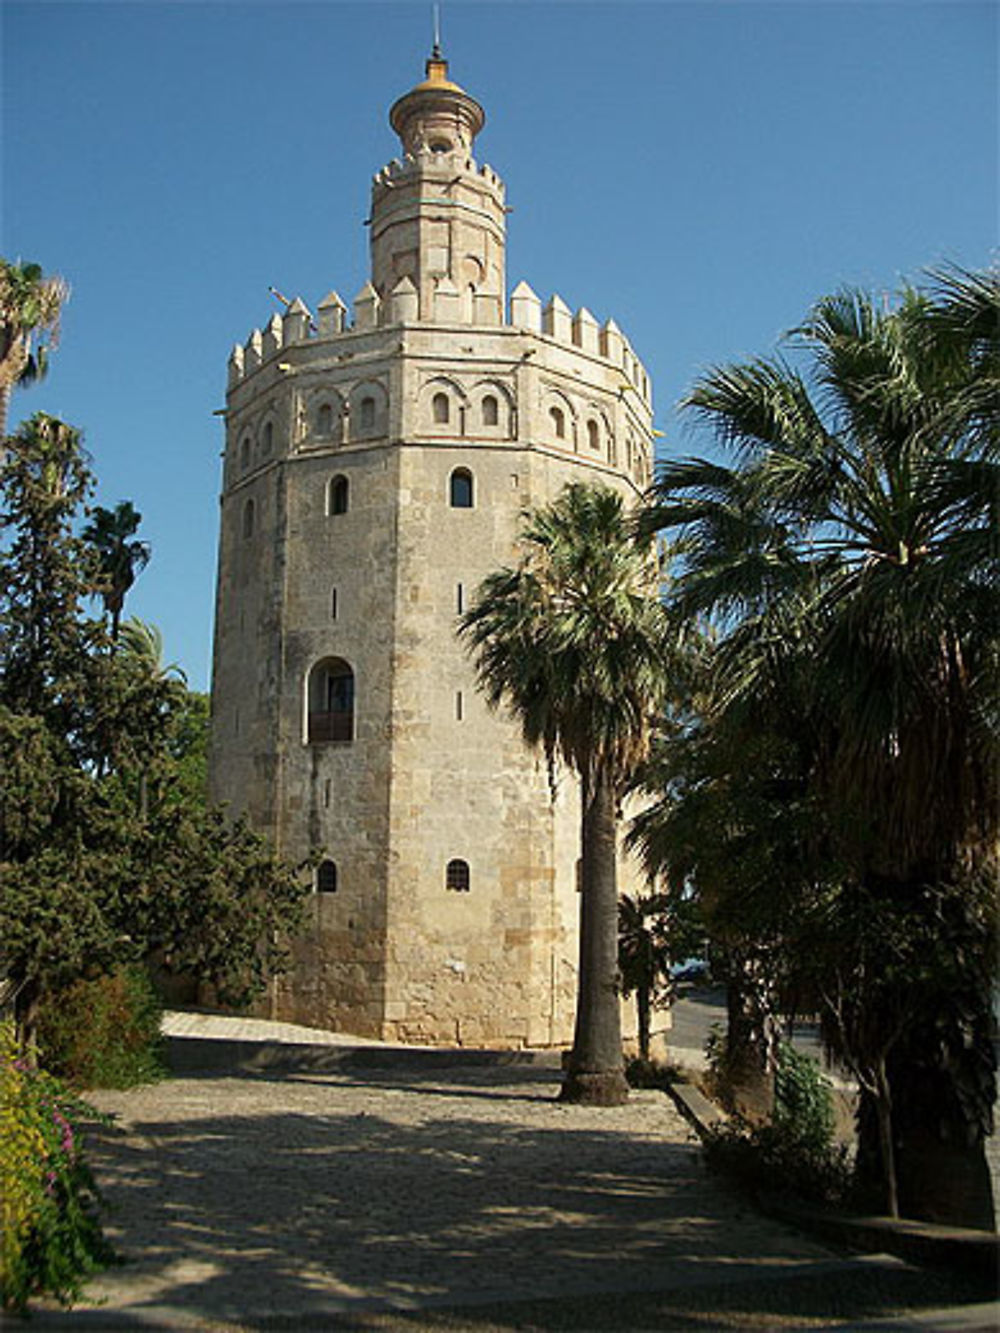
[{"left": 0, "top": 1022, "right": 114, "bottom": 1312}]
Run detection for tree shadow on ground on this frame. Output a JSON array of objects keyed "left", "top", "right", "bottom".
[{"left": 46, "top": 1064, "right": 992, "bottom": 1331}]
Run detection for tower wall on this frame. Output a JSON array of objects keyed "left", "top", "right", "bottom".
[{"left": 209, "top": 55, "right": 656, "bottom": 1046}]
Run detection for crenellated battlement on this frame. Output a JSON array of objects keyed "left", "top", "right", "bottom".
[
  {"left": 227, "top": 282, "right": 651, "bottom": 407},
  {"left": 373, "top": 153, "right": 504, "bottom": 194}
]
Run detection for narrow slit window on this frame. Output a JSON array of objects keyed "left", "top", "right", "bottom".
[
  {"left": 328, "top": 474, "right": 349, "bottom": 515},
  {"left": 331, "top": 587, "right": 338, "bottom": 620},
  {"left": 456, "top": 689, "right": 463, "bottom": 721},
  {"left": 242, "top": 497, "right": 255, "bottom": 538}
]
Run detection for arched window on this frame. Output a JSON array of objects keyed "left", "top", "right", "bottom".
[
  {"left": 242, "top": 497, "right": 255, "bottom": 538},
  {"left": 450, "top": 468, "right": 473, "bottom": 509},
  {"left": 317, "top": 402, "right": 333, "bottom": 435},
  {"left": 359, "top": 397, "right": 375, "bottom": 431},
  {"left": 446, "top": 859, "right": 470, "bottom": 892},
  {"left": 316, "top": 860, "right": 338, "bottom": 893},
  {"left": 587, "top": 419, "right": 600, "bottom": 451},
  {"left": 549, "top": 406, "right": 565, "bottom": 439},
  {"left": 328, "top": 474, "right": 349, "bottom": 515},
  {"left": 481, "top": 394, "right": 498, "bottom": 427},
  {"left": 240, "top": 436, "right": 251, "bottom": 469},
  {"left": 262, "top": 421, "right": 274, "bottom": 454},
  {"left": 307, "top": 657, "right": 354, "bottom": 743},
  {"left": 432, "top": 392, "right": 450, "bottom": 424}
]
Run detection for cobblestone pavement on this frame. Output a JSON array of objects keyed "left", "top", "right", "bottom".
[{"left": 59, "top": 1053, "right": 858, "bottom": 1328}]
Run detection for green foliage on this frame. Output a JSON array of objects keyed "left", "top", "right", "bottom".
[
  {"left": 0, "top": 410, "right": 309, "bottom": 1049},
  {"left": 37, "top": 966, "right": 166, "bottom": 1089},
  {"left": 636, "top": 268, "right": 999, "bottom": 1223},
  {"left": 167, "top": 689, "right": 210, "bottom": 807},
  {"left": 0, "top": 259, "right": 67, "bottom": 428},
  {"left": 460, "top": 482, "right": 679, "bottom": 788},
  {"left": 0, "top": 1023, "right": 114, "bottom": 1313},
  {"left": 703, "top": 1117, "right": 852, "bottom": 1210},
  {"left": 617, "top": 892, "right": 673, "bottom": 1061},
  {"left": 703, "top": 1037, "right": 846, "bottom": 1206},
  {"left": 772, "top": 1041, "right": 835, "bottom": 1155},
  {"left": 82, "top": 501, "right": 150, "bottom": 638}
]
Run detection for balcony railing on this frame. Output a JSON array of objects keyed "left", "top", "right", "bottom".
[{"left": 308, "top": 710, "right": 353, "bottom": 743}]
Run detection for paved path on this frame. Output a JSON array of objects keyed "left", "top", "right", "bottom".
[
  {"left": 47, "top": 1031, "right": 853, "bottom": 1328},
  {"left": 27, "top": 1011, "right": 995, "bottom": 1330}
]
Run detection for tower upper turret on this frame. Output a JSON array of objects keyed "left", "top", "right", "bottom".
[
  {"left": 388, "top": 50, "right": 485, "bottom": 156},
  {"left": 371, "top": 50, "right": 505, "bottom": 325}
]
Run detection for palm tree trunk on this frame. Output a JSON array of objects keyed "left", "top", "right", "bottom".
[
  {"left": 561, "top": 766, "right": 629, "bottom": 1105},
  {"left": 637, "top": 986, "right": 651, "bottom": 1062}
]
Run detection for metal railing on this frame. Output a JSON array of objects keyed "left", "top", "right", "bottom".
[{"left": 308, "top": 711, "right": 353, "bottom": 743}]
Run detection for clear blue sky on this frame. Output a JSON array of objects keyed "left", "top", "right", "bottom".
[{"left": 3, "top": 1, "right": 996, "bottom": 690}]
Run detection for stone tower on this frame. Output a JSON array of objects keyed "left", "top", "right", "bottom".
[{"left": 209, "top": 49, "right": 655, "bottom": 1046}]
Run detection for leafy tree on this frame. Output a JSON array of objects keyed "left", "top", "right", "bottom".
[
  {"left": 0, "top": 260, "right": 67, "bottom": 439},
  {"left": 0, "top": 414, "right": 307, "bottom": 1053},
  {"left": 460, "top": 483, "right": 676, "bottom": 1105},
  {"left": 82, "top": 502, "right": 150, "bottom": 640},
  {"left": 638, "top": 268, "right": 999, "bottom": 1226}
]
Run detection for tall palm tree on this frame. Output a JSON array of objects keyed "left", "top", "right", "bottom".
[
  {"left": 640, "top": 269, "right": 999, "bottom": 1225},
  {"left": 82, "top": 501, "right": 151, "bottom": 640},
  {"left": 0, "top": 259, "right": 68, "bottom": 439},
  {"left": 459, "top": 483, "right": 675, "bottom": 1104}
]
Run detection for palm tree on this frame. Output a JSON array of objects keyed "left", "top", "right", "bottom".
[
  {"left": 82, "top": 501, "right": 151, "bottom": 640},
  {"left": 617, "top": 893, "right": 672, "bottom": 1062},
  {"left": 639, "top": 269, "right": 999, "bottom": 1225},
  {"left": 460, "top": 483, "right": 675, "bottom": 1104},
  {"left": 117, "top": 616, "right": 187, "bottom": 690},
  {"left": 0, "top": 260, "right": 68, "bottom": 439}
]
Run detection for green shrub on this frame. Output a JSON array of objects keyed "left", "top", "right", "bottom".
[
  {"left": 37, "top": 965, "right": 166, "bottom": 1089},
  {"left": 625, "top": 1056, "right": 676, "bottom": 1089},
  {"left": 703, "top": 1043, "right": 849, "bottom": 1207},
  {"left": 0, "top": 1023, "right": 114, "bottom": 1313},
  {"left": 773, "top": 1040, "right": 836, "bottom": 1154}
]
